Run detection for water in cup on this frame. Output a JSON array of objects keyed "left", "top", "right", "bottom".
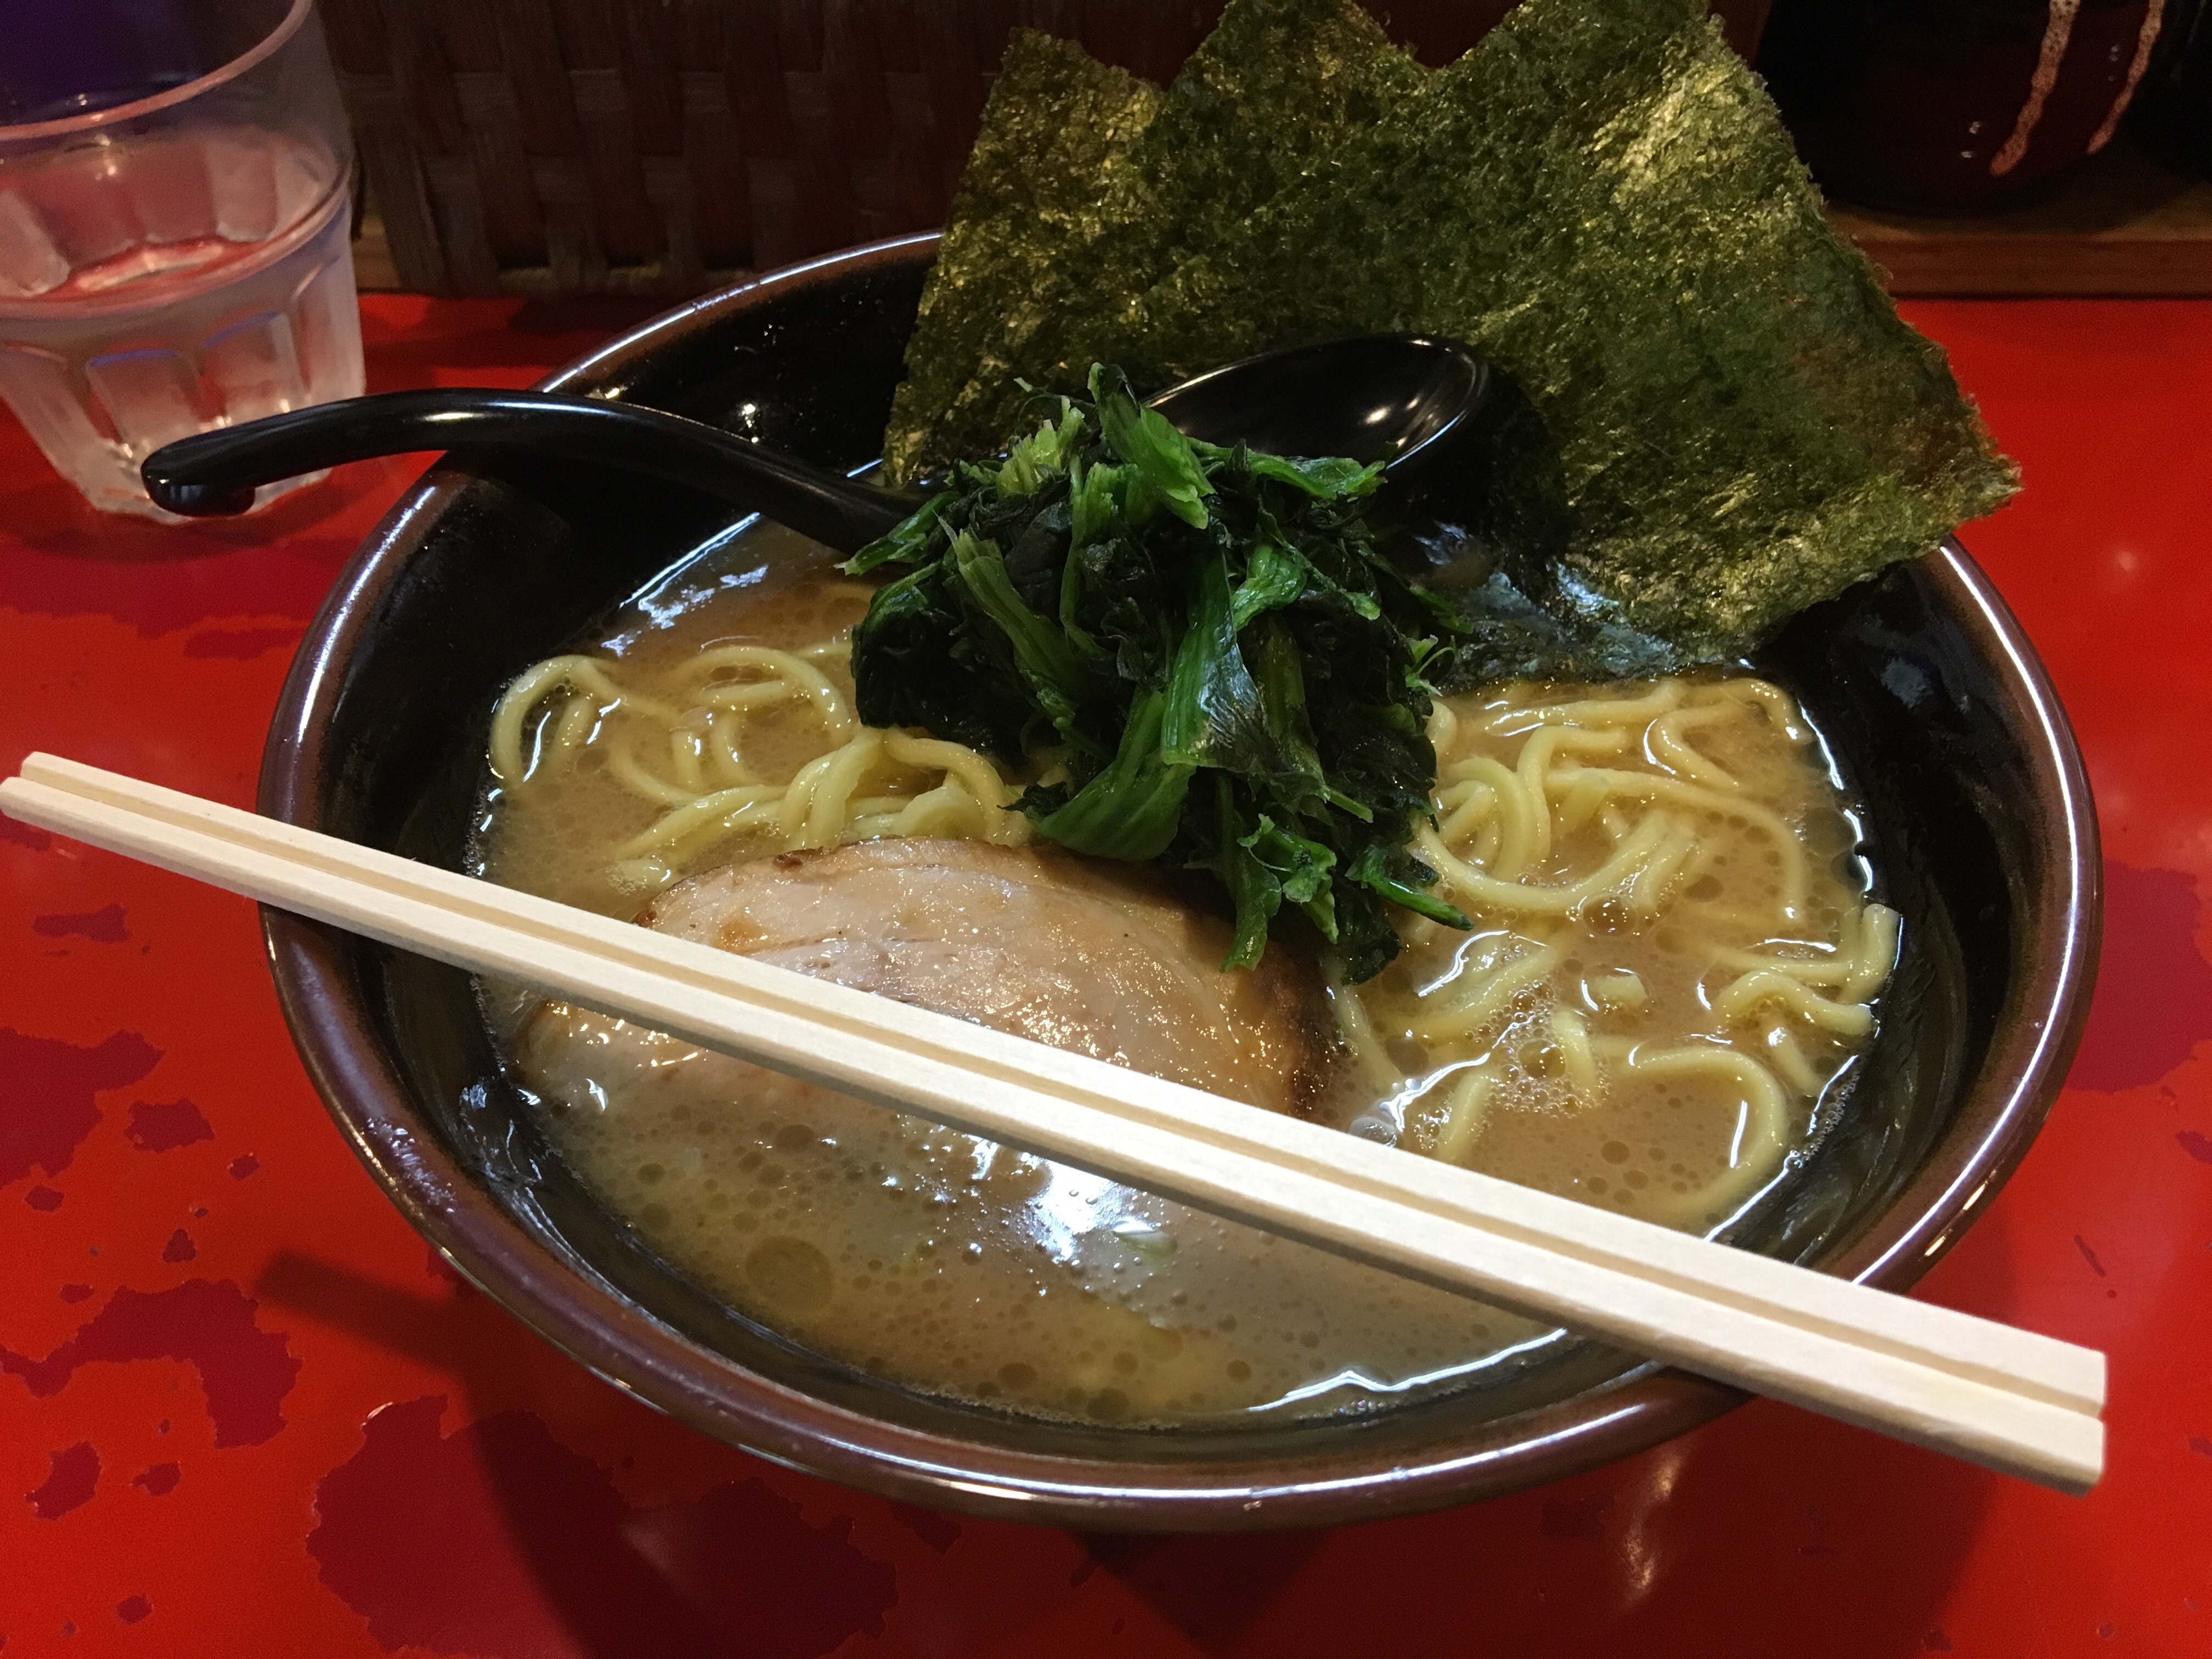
[{"left": 0, "top": 0, "right": 364, "bottom": 518}]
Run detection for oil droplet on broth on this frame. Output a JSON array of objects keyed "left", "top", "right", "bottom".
[{"left": 746, "top": 1236, "right": 837, "bottom": 1312}]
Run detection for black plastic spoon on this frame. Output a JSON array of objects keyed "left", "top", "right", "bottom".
[{"left": 141, "top": 335, "right": 1488, "bottom": 551}]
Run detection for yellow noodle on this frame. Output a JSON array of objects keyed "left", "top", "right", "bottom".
[
  {"left": 611, "top": 785, "right": 783, "bottom": 857},
  {"left": 1435, "top": 779, "right": 1482, "bottom": 809},
  {"left": 1550, "top": 1008, "right": 1600, "bottom": 1102},
  {"left": 893, "top": 784, "right": 985, "bottom": 837},
  {"left": 847, "top": 793, "right": 919, "bottom": 816},
  {"left": 1714, "top": 956, "right": 1846, "bottom": 987},
  {"left": 780, "top": 729, "right": 885, "bottom": 848},
  {"left": 1444, "top": 756, "right": 1533, "bottom": 876},
  {"left": 1721, "top": 904, "right": 1900, "bottom": 1000},
  {"left": 1429, "top": 1069, "right": 1496, "bottom": 1167},
  {"left": 606, "top": 855, "right": 674, "bottom": 894},
  {"left": 667, "top": 726, "right": 707, "bottom": 794},
  {"left": 699, "top": 681, "right": 796, "bottom": 714},
  {"left": 1711, "top": 942, "right": 1853, "bottom": 985},
  {"left": 885, "top": 732, "right": 1015, "bottom": 812},
  {"left": 1515, "top": 729, "right": 1564, "bottom": 866},
  {"left": 1407, "top": 927, "right": 1534, "bottom": 1001},
  {"left": 684, "top": 644, "right": 855, "bottom": 736},
  {"left": 1842, "top": 903, "right": 1902, "bottom": 1001},
  {"left": 1548, "top": 766, "right": 1810, "bottom": 920},
  {"left": 1646, "top": 703, "right": 1744, "bottom": 793},
  {"left": 1479, "top": 679, "right": 1685, "bottom": 733},
  {"left": 1325, "top": 979, "right": 1401, "bottom": 1095},
  {"left": 492, "top": 656, "right": 688, "bottom": 787},
  {"left": 1604, "top": 1040, "right": 1795, "bottom": 1210},
  {"left": 489, "top": 659, "right": 582, "bottom": 785},
  {"left": 1705, "top": 675, "right": 1809, "bottom": 742},
  {"left": 548, "top": 695, "right": 599, "bottom": 772},
  {"left": 1469, "top": 819, "right": 1503, "bottom": 870},
  {"left": 1551, "top": 769, "right": 1612, "bottom": 837},
  {"left": 659, "top": 802, "right": 787, "bottom": 869},
  {"left": 607, "top": 739, "right": 706, "bottom": 807},
  {"left": 1507, "top": 726, "right": 1632, "bottom": 868},
  {"left": 1711, "top": 968, "right": 1876, "bottom": 1037},
  {"left": 1584, "top": 968, "right": 1647, "bottom": 1009},
  {"left": 1436, "top": 780, "right": 1497, "bottom": 844},
  {"left": 1627, "top": 818, "right": 1699, "bottom": 918},
  {"left": 706, "top": 715, "right": 754, "bottom": 786},
  {"left": 1764, "top": 1026, "right": 1827, "bottom": 1096},
  {"left": 493, "top": 620, "right": 1040, "bottom": 880},
  {"left": 1409, "top": 943, "right": 1562, "bottom": 1045},
  {"left": 898, "top": 781, "right": 1007, "bottom": 842},
  {"left": 1416, "top": 812, "right": 1669, "bottom": 917}
]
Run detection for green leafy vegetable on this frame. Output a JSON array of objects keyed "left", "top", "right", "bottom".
[
  {"left": 850, "top": 368, "right": 1469, "bottom": 981},
  {"left": 885, "top": 0, "right": 2019, "bottom": 673},
  {"left": 1097, "top": 375, "right": 1216, "bottom": 529},
  {"left": 1031, "top": 689, "right": 1190, "bottom": 861}
]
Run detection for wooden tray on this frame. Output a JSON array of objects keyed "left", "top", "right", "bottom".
[{"left": 1831, "top": 139, "right": 2212, "bottom": 298}]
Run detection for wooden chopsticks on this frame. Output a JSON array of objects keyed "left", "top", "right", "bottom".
[{"left": 0, "top": 752, "right": 2105, "bottom": 1492}]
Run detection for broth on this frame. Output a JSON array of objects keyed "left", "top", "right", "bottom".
[{"left": 472, "top": 522, "right": 1892, "bottom": 1425}]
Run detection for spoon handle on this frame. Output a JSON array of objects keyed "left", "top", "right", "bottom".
[{"left": 140, "top": 388, "right": 916, "bottom": 554}]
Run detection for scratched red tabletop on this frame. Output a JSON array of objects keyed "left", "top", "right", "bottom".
[{"left": 3, "top": 292, "right": 2208, "bottom": 1658}]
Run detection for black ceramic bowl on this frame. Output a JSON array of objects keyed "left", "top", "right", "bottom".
[{"left": 259, "top": 234, "right": 2100, "bottom": 1530}]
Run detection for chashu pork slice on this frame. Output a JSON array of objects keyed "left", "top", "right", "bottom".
[{"left": 637, "top": 837, "right": 1325, "bottom": 1114}]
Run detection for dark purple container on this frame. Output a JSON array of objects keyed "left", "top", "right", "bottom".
[
  {"left": 1758, "top": 0, "right": 2192, "bottom": 212},
  {"left": 2128, "top": 0, "right": 2212, "bottom": 176}
]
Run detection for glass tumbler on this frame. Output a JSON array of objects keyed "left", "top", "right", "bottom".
[{"left": 0, "top": 0, "right": 364, "bottom": 517}]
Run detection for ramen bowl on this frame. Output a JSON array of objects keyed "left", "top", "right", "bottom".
[{"left": 259, "top": 234, "right": 2098, "bottom": 1530}]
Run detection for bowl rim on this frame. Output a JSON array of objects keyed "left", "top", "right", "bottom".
[{"left": 258, "top": 231, "right": 2102, "bottom": 1530}]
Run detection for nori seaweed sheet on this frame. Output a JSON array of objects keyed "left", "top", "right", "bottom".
[
  {"left": 890, "top": 0, "right": 1423, "bottom": 482},
  {"left": 882, "top": 35, "right": 1160, "bottom": 483},
  {"left": 886, "top": 0, "right": 2019, "bottom": 672}
]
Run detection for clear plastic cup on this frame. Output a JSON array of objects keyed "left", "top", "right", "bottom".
[{"left": 0, "top": 0, "right": 363, "bottom": 518}]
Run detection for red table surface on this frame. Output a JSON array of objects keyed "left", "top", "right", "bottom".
[{"left": 2, "top": 293, "right": 2208, "bottom": 1658}]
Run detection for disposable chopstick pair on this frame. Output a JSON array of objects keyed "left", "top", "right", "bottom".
[{"left": 0, "top": 753, "right": 2105, "bottom": 1492}]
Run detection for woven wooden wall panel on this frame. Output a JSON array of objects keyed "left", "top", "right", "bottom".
[
  {"left": 331, "top": 0, "right": 1774, "bottom": 296},
  {"left": 679, "top": 70, "right": 749, "bottom": 274}
]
